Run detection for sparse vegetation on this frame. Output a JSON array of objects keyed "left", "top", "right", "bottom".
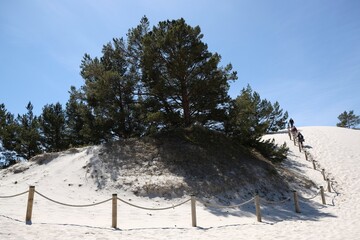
[{"left": 92, "top": 125, "right": 290, "bottom": 198}]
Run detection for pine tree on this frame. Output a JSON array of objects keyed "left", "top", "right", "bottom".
[
  {"left": 225, "top": 85, "right": 269, "bottom": 144},
  {"left": 266, "top": 101, "right": 289, "bottom": 132},
  {"left": 17, "top": 102, "right": 41, "bottom": 159},
  {"left": 65, "top": 86, "right": 100, "bottom": 146},
  {"left": 141, "top": 18, "right": 237, "bottom": 128},
  {"left": 225, "top": 85, "right": 288, "bottom": 145},
  {"left": 0, "top": 104, "right": 20, "bottom": 151},
  {"left": 0, "top": 103, "right": 7, "bottom": 138},
  {"left": 80, "top": 39, "right": 140, "bottom": 140},
  {"left": 336, "top": 110, "right": 360, "bottom": 128},
  {"left": 39, "top": 102, "right": 67, "bottom": 151}
]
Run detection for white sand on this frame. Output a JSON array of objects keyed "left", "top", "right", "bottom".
[{"left": 1, "top": 126, "right": 359, "bottom": 239}]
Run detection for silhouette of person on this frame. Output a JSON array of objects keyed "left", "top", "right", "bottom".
[{"left": 289, "top": 118, "right": 294, "bottom": 128}]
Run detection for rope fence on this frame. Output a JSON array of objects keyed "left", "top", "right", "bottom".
[
  {"left": 260, "top": 197, "right": 291, "bottom": 205},
  {"left": 117, "top": 197, "right": 191, "bottom": 211},
  {"left": 0, "top": 190, "right": 29, "bottom": 198},
  {"left": 0, "top": 128, "right": 341, "bottom": 228},
  {"left": 0, "top": 184, "right": 334, "bottom": 228},
  {"left": 287, "top": 127, "right": 340, "bottom": 206},
  {"left": 199, "top": 197, "right": 255, "bottom": 209},
  {"left": 35, "top": 190, "right": 112, "bottom": 207},
  {"left": 298, "top": 190, "right": 320, "bottom": 200}
]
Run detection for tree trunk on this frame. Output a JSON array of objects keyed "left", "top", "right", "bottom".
[{"left": 181, "top": 77, "right": 191, "bottom": 127}]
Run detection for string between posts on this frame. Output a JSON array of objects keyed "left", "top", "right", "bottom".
[
  {"left": 35, "top": 190, "right": 112, "bottom": 207},
  {"left": 260, "top": 197, "right": 291, "bottom": 205},
  {"left": 117, "top": 197, "right": 191, "bottom": 211},
  {"left": 298, "top": 190, "right": 320, "bottom": 200},
  {"left": 0, "top": 190, "right": 29, "bottom": 198},
  {"left": 200, "top": 197, "right": 255, "bottom": 209}
]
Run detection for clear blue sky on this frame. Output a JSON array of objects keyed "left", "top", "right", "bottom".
[{"left": 1, "top": 0, "right": 359, "bottom": 127}]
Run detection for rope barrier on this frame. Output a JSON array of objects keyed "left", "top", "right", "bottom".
[
  {"left": 117, "top": 197, "right": 191, "bottom": 211},
  {"left": 0, "top": 190, "right": 29, "bottom": 198},
  {"left": 199, "top": 197, "right": 255, "bottom": 209},
  {"left": 286, "top": 130, "right": 342, "bottom": 206},
  {"left": 35, "top": 190, "right": 112, "bottom": 207},
  {"left": 298, "top": 190, "right": 320, "bottom": 200},
  {"left": 260, "top": 197, "right": 291, "bottom": 205},
  {"left": 330, "top": 182, "right": 340, "bottom": 195}
]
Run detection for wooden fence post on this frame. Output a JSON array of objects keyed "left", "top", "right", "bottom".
[
  {"left": 312, "top": 160, "right": 316, "bottom": 170},
  {"left": 255, "top": 195, "right": 262, "bottom": 222},
  {"left": 305, "top": 151, "right": 308, "bottom": 160},
  {"left": 322, "top": 169, "right": 326, "bottom": 180},
  {"left": 327, "top": 179, "right": 332, "bottom": 193},
  {"left": 298, "top": 141, "right": 302, "bottom": 152},
  {"left": 25, "top": 186, "right": 35, "bottom": 224},
  {"left": 293, "top": 191, "right": 301, "bottom": 213},
  {"left": 112, "top": 194, "right": 117, "bottom": 228},
  {"left": 320, "top": 186, "right": 326, "bottom": 205},
  {"left": 191, "top": 195, "right": 197, "bottom": 227}
]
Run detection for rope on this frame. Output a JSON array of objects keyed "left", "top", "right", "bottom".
[
  {"left": 35, "top": 190, "right": 112, "bottom": 207},
  {"left": 298, "top": 190, "right": 320, "bottom": 200},
  {"left": 260, "top": 197, "right": 291, "bottom": 205},
  {"left": 0, "top": 190, "right": 29, "bottom": 198},
  {"left": 199, "top": 197, "right": 255, "bottom": 209},
  {"left": 117, "top": 197, "right": 191, "bottom": 211},
  {"left": 330, "top": 182, "right": 340, "bottom": 195}
]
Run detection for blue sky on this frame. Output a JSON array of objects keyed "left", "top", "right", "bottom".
[{"left": 0, "top": 0, "right": 359, "bottom": 127}]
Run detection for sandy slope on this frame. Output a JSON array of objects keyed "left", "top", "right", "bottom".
[{"left": 0, "top": 126, "right": 359, "bottom": 239}]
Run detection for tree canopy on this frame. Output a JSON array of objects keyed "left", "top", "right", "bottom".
[
  {"left": 225, "top": 85, "right": 288, "bottom": 146},
  {"left": 142, "top": 18, "right": 237, "bottom": 128},
  {"left": 336, "top": 110, "right": 360, "bottom": 128}
]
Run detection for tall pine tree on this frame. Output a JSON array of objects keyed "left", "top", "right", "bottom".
[
  {"left": 39, "top": 102, "right": 67, "bottom": 152},
  {"left": 17, "top": 102, "right": 41, "bottom": 159},
  {"left": 0, "top": 104, "right": 20, "bottom": 151},
  {"left": 80, "top": 39, "right": 139, "bottom": 139},
  {"left": 225, "top": 85, "right": 288, "bottom": 145},
  {"left": 141, "top": 18, "right": 237, "bottom": 128},
  {"left": 336, "top": 110, "right": 360, "bottom": 128}
]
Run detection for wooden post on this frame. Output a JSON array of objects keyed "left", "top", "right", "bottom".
[
  {"left": 293, "top": 137, "right": 296, "bottom": 146},
  {"left": 327, "top": 179, "right": 332, "bottom": 193},
  {"left": 322, "top": 169, "right": 326, "bottom": 180},
  {"left": 191, "top": 195, "right": 197, "bottom": 227},
  {"left": 25, "top": 186, "right": 35, "bottom": 224},
  {"left": 312, "top": 160, "right": 316, "bottom": 170},
  {"left": 298, "top": 141, "right": 302, "bottom": 152},
  {"left": 293, "top": 191, "right": 301, "bottom": 213},
  {"left": 320, "top": 186, "right": 326, "bottom": 205},
  {"left": 255, "top": 195, "right": 262, "bottom": 222},
  {"left": 112, "top": 194, "right": 117, "bottom": 228},
  {"left": 305, "top": 151, "right": 308, "bottom": 160}
]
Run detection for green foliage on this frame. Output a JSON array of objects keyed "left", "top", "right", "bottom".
[
  {"left": 65, "top": 86, "right": 101, "bottom": 146},
  {"left": 266, "top": 101, "right": 289, "bottom": 132},
  {"left": 17, "top": 102, "right": 42, "bottom": 158},
  {"left": 78, "top": 18, "right": 150, "bottom": 140},
  {"left": 225, "top": 85, "right": 261, "bottom": 144},
  {"left": 225, "top": 85, "right": 288, "bottom": 146},
  {"left": 0, "top": 104, "right": 5, "bottom": 136},
  {"left": 0, "top": 104, "right": 20, "bottom": 151},
  {"left": 39, "top": 102, "right": 68, "bottom": 152},
  {"left": 255, "top": 139, "right": 289, "bottom": 163},
  {"left": 336, "top": 110, "right": 360, "bottom": 128},
  {"left": 142, "top": 18, "right": 237, "bottom": 128}
]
